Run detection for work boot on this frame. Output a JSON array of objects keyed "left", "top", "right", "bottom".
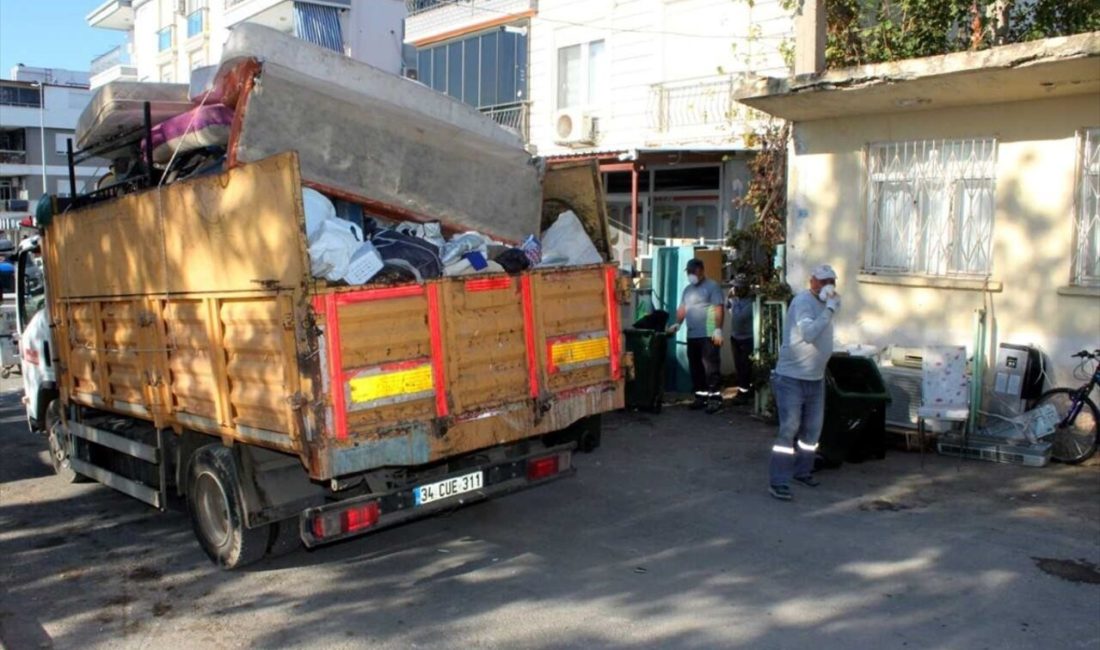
[
  {"left": 793, "top": 474, "right": 821, "bottom": 488},
  {"left": 705, "top": 400, "right": 722, "bottom": 414},
  {"left": 769, "top": 485, "right": 793, "bottom": 501}
]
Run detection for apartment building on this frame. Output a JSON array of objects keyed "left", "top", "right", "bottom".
[
  {"left": 0, "top": 67, "right": 101, "bottom": 231},
  {"left": 405, "top": 0, "right": 794, "bottom": 270},
  {"left": 86, "top": 0, "right": 407, "bottom": 87}
]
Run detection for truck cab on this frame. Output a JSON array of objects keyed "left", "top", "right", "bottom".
[{"left": 16, "top": 235, "right": 55, "bottom": 433}]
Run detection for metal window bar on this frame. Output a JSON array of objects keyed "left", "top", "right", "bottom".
[
  {"left": 865, "top": 138, "right": 997, "bottom": 278},
  {"left": 1073, "top": 128, "right": 1100, "bottom": 287}
]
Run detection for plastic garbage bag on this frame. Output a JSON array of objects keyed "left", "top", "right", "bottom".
[
  {"left": 539, "top": 211, "right": 602, "bottom": 267},
  {"left": 303, "top": 187, "right": 365, "bottom": 282},
  {"left": 395, "top": 221, "right": 446, "bottom": 249},
  {"left": 441, "top": 232, "right": 491, "bottom": 266}
]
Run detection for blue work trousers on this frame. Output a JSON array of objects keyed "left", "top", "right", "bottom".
[{"left": 769, "top": 373, "right": 825, "bottom": 487}]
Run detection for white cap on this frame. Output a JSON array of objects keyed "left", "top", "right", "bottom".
[{"left": 811, "top": 264, "right": 837, "bottom": 280}]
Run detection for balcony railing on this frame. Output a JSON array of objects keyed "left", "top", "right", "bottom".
[
  {"left": 90, "top": 45, "right": 130, "bottom": 76},
  {"left": 406, "top": 0, "right": 456, "bottom": 15},
  {"left": 650, "top": 74, "right": 768, "bottom": 134},
  {"left": 0, "top": 150, "right": 27, "bottom": 165},
  {"left": 481, "top": 102, "right": 529, "bottom": 141}
]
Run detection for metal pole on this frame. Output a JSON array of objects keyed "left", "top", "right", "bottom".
[
  {"left": 37, "top": 83, "right": 47, "bottom": 196},
  {"left": 630, "top": 165, "right": 639, "bottom": 265}
]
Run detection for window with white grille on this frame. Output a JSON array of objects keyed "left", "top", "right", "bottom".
[
  {"left": 1073, "top": 128, "right": 1100, "bottom": 287},
  {"left": 864, "top": 138, "right": 997, "bottom": 278}
]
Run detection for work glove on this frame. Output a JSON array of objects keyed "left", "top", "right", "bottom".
[
  {"left": 826, "top": 294, "right": 841, "bottom": 313},
  {"left": 711, "top": 329, "right": 723, "bottom": 347},
  {"left": 666, "top": 323, "right": 680, "bottom": 335}
]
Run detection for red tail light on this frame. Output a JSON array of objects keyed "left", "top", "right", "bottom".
[
  {"left": 310, "top": 500, "right": 381, "bottom": 541},
  {"left": 342, "top": 502, "right": 380, "bottom": 533},
  {"left": 527, "top": 455, "right": 560, "bottom": 481}
]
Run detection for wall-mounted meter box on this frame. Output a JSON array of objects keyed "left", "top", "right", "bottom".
[{"left": 992, "top": 343, "right": 1043, "bottom": 414}]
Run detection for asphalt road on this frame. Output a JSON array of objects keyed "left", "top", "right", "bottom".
[{"left": 1, "top": 388, "right": 1099, "bottom": 650}]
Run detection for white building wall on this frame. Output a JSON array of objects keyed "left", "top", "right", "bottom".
[
  {"left": 785, "top": 93, "right": 1100, "bottom": 388},
  {"left": 527, "top": 0, "right": 793, "bottom": 156},
  {"left": 111, "top": 0, "right": 406, "bottom": 85}
]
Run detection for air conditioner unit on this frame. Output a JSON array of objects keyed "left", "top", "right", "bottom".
[
  {"left": 889, "top": 346, "right": 925, "bottom": 369},
  {"left": 554, "top": 109, "right": 596, "bottom": 146},
  {"left": 880, "top": 364, "right": 952, "bottom": 433}
]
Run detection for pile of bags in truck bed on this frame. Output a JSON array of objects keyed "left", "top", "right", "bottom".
[{"left": 304, "top": 188, "right": 602, "bottom": 286}]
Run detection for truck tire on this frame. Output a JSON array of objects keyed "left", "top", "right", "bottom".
[
  {"left": 573, "top": 415, "right": 602, "bottom": 453},
  {"left": 186, "top": 445, "right": 270, "bottom": 569},
  {"left": 45, "top": 400, "right": 86, "bottom": 484}
]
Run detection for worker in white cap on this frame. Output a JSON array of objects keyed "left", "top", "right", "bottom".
[{"left": 767, "top": 263, "right": 840, "bottom": 501}]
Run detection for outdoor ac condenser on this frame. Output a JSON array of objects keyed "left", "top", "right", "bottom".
[{"left": 880, "top": 364, "right": 952, "bottom": 433}]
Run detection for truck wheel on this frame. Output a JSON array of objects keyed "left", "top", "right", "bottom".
[
  {"left": 574, "top": 415, "right": 602, "bottom": 453},
  {"left": 45, "top": 400, "right": 85, "bottom": 484},
  {"left": 186, "top": 445, "right": 269, "bottom": 569}
]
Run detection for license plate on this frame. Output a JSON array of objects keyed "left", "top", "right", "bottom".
[{"left": 413, "top": 470, "right": 484, "bottom": 506}]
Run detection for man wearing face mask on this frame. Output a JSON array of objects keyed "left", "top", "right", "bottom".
[
  {"left": 767, "top": 264, "right": 840, "bottom": 501},
  {"left": 726, "top": 274, "right": 755, "bottom": 400},
  {"left": 667, "top": 258, "right": 724, "bottom": 413}
]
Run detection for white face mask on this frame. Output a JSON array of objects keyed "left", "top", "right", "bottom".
[
  {"left": 818, "top": 284, "right": 835, "bottom": 301},
  {"left": 687, "top": 274, "right": 700, "bottom": 286}
]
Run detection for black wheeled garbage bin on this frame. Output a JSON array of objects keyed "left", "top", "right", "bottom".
[
  {"left": 624, "top": 328, "right": 668, "bottom": 413},
  {"left": 817, "top": 354, "right": 892, "bottom": 468}
]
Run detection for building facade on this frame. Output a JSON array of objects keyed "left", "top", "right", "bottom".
[
  {"left": 738, "top": 33, "right": 1100, "bottom": 389},
  {"left": 405, "top": 0, "right": 795, "bottom": 272},
  {"left": 87, "top": 0, "right": 407, "bottom": 87},
  {"left": 1, "top": 68, "right": 101, "bottom": 230}
]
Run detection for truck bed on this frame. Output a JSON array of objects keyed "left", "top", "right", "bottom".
[{"left": 44, "top": 153, "right": 625, "bottom": 482}]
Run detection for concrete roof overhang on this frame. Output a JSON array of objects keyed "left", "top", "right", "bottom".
[{"left": 736, "top": 31, "right": 1100, "bottom": 121}]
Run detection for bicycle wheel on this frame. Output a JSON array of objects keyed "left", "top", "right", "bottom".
[{"left": 1037, "top": 389, "right": 1099, "bottom": 464}]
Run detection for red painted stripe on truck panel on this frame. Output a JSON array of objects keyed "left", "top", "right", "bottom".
[
  {"left": 426, "top": 284, "right": 448, "bottom": 417},
  {"left": 334, "top": 284, "right": 424, "bottom": 306},
  {"left": 520, "top": 275, "right": 539, "bottom": 398},
  {"left": 464, "top": 277, "right": 512, "bottom": 293},
  {"left": 322, "top": 294, "right": 349, "bottom": 440},
  {"left": 605, "top": 267, "right": 622, "bottom": 381}
]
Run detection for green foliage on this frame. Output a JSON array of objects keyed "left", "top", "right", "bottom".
[{"left": 825, "top": 0, "right": 1100, "bottom": 68}]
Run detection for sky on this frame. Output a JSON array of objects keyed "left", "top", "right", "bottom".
[{"left": 0, "top": 0, "right": 125, "bottom": 77}]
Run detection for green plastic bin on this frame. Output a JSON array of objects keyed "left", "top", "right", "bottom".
[
  {"left": 624, "top": 328, "right": 668, "bottom": 413},
  {"left": 818, "top": 354, "right": 892, "bottom": 467}
]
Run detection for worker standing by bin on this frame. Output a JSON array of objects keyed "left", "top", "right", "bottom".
[
  {"left": 727, "top": 274, "right": 755, "bottom": 400},
  {"left": 667, "top": 258, "right": 724, "bottom": 413},
  {"left": 768, "top": 264, "right": 840, "bottom": 501}
]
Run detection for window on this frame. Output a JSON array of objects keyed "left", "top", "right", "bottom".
[
  {"left": 188, "top": 50, "right": 206, "bottom": 70},
  {"left": 0, "top": 85, "right": 41, "bottom": 108},
  {"left": 415, "top": 28, "right": 528, "bottom": 110},
  {"left": 1073, "top": 128, "right": 1100, "bottom": 287},
  {"left": 55, "top": 133, "right": 73, "bottom": 155},
  {"left": 187, "top": 9, "right": 206, "bottom": 38},
  {"left": 56, "top": 179, "right": 71, "bottom": 198},
  {"left": 865, "top": 138, "right": 997, "bottom": 278},
  {"left": 557, "top": 40, "right": 606, "bottom": 109},
  {"left": 157, "top": 26, "right": 174, "bottom": 52},
  {"left": 159, "top": 63, "right": 174, "bottom": 83},
  {"left": 652, "top": 203, "right": 721, "bottom": 245}
]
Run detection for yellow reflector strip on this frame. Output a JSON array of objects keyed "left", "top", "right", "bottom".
[
  {"left": 551, "top": 337, "right": 610, "bottom": 368},
  {"left": 349, "top": 364, "right": 434, "bottom": 404}
]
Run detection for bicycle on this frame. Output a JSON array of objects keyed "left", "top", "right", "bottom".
[{"left": 1035, "top": 349, "right": 1100, "bottom": 464}]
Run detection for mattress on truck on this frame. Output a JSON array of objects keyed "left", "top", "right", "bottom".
[
  {"left": 218, "top": 24, "right": 543, "bottom": 245},
  {"left": 75, "top": 82, "right": 193, "bottom": 151}
]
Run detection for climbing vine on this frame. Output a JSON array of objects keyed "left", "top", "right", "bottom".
[{"left": 825, "top": 0, "right": 1100, "bottom": 68}]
